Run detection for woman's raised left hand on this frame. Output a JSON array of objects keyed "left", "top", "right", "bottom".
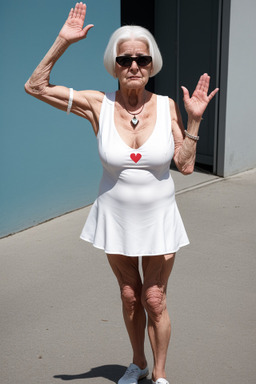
[{"left": 181, "top": 73, "right": 219, "bottom": 121}]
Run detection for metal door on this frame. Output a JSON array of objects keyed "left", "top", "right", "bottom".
[{"left": 121, "top": 0, "right": 222, "bottom": 172}]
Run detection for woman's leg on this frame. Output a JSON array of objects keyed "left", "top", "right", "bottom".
[
  {"left": 141, "top": 254, "right": 175, "bottom": 381},
  {"left": 107, "top": 254, "right": 147, "bottom": 370}
]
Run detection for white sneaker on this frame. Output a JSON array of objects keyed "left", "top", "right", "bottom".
[
  {"left": 152, "top": 379, "right": 170, "bottom": 384},
  {"left": 118, "top": 363, "right": 149, "bottom": 384}
]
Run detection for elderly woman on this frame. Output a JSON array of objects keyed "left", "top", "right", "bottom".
[{"left": 25, "top": 3, "right": 218, "bottom": 384}]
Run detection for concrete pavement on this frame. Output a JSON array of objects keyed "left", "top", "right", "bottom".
[{"left": 0, "top": 168, "right": 255, "bottom": 384}]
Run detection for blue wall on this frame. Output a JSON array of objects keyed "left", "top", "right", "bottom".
[{"left": 0, "top": 0, "right": 120, "bottom": 237}]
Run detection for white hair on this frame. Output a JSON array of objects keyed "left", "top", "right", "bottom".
[{"left": 103, "top": 25, "right": 163, "bottom": 78}]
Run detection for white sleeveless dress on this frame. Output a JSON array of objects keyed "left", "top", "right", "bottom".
[{"left": 80, "top": 92, "right": 189, "bottom": 256}]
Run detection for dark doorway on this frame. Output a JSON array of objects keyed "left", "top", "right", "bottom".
[{"left": 121, "top": 0, "right": 221, "bottom": 172}]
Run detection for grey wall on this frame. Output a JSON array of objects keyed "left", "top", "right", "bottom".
[{"left": 219, "top": 0, "right": 256, "bottom": 176}]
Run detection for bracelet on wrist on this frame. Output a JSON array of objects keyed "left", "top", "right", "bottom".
[
  {"left": 67, "top": 88, "right": 73, "bottom": 114},
  {"left": 184, "top": 130, "right": 199, "bottom": 141}
]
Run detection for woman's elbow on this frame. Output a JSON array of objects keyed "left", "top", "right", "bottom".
[
  {"left": 181, "top": 165, "right": 194, "bottom": 175},
  {"left": 24, "top": 80, "right": 36, "bottom": 96},
  {"left": 24, "top": 81, "right": 32, "bottom": 94},
  {"left": 24, "top": 78, "right": 45, "bottom": 96},
  {"left": 175, "top": 161, "right": 194, "bottom": 175}
]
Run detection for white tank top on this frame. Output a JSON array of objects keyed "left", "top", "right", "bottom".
[{"left": 80, "top": 92, "right": 189, "bottom": 256}]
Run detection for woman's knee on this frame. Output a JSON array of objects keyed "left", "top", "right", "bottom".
[
  {"left": 120, "top": 283, "right": 142, "bottom": 314},
  {"left": 141, "top": 285, "right": 166, "bottom": 322}
]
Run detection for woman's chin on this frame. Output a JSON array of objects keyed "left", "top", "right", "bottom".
[{"left": 122, "top": 79, "right": 148, "bottom": 89}]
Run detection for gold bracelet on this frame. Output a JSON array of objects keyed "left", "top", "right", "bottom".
[{"left": 184, "top": 130, "right": 199, "bottom": 141}]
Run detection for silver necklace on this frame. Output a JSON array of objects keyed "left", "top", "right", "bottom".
[{"left": 123, "top": 95, "right": 146, "bottom": 127}]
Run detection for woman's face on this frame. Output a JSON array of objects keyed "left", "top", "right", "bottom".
[{"left": 115, "top": 39, "right": 152, "bottom": 90}]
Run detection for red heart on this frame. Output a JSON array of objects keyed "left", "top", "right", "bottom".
[{"left": 130, "top": 153, "right": 142, "bottom": 163}]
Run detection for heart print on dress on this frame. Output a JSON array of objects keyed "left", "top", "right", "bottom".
[{"left": 130, "top": 153, "right": 142, "bottom": 163}]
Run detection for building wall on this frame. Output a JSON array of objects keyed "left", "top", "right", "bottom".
[
  {"left": 0, "top": 0, "right": 120, "bottom": 237},
  {"left": 123, "top": 0, "right": 256, "bottom": 177},
  {"left": 221, "top": 0, "right": 256, "bottom": 176}
]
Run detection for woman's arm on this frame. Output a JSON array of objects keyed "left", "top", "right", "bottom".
[
  {"left": 171, "top": 73, "right": 219, "bottom": 175},
  {"left": 24, "top": 3, "right": 103, "bottom": 134}
]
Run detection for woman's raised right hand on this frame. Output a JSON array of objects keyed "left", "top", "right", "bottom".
[{"left": 59, "top": 2, "right": 94, "bottom": 44}]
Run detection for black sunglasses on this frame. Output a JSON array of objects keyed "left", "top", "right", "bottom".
[{"left": 116, "top": 56, "right": 152, "bottom": 67}]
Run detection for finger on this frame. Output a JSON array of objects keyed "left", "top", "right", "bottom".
[
  {"left": 181, "top": 86, "right": 190, "bottom": 101},
  {"left": 203, "top": 74, "right": 210, "bottom": 93},
  {"left": 80, "top": 3, "right": 86, "bottom": 19},
  {"left": 68, "top": 8, "right": 74, "bottom": 19},
  {"left": 77, "top": 2, "right": 85, "bottom": 18},
  {"left": 196, "top": 74, "right": 204, "bottom": 92},
  {"left": 208, "top": 88, "right": 219, "bottom": 101},
  {"left": 197, "top": 73, "right": 210, "bottom": 93},
  {"left": 76, "top": 3, "right": 82, "bottom": 17},
  {"left": 73, "top": 3, "right": 78, "bottom": 17},
  {"left": 74, "top": 2, "right": 81, "bottom": 17},
  {"left": 195, "top": 74, "right": 204, "bottom": 92},
  {"left": 74, "top": 3, "right": 86, "bottom": 22},
  {"left": 82, "top": 24, "right": 94, "bottom": 38}
]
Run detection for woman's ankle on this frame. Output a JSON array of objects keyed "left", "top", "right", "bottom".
[
  {"left": 132, "top": 358, "right": 148, "bottom": 370},
  {"left": 152, "top": 368, "right": 166, "bottom": 382}
]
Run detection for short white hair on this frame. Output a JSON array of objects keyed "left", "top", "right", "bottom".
[{"left": 103, "top": 25, "right": 163, "bottom": 78}]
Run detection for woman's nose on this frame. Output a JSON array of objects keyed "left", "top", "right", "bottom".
[{"left": 130, "top": 59, "right": 139, "bottom": 71}]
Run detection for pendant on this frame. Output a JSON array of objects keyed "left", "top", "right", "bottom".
[{"left": 131, "top": 116, "right": 139, "bottom": 126}]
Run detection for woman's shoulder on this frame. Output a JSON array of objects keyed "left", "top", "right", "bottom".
[
  {"left": 79, "top": 90, "right": 105, "bottom": 104},
  {"left": 155, "top": 94, "right": 179, "bottom": 120},
  {"left": 154, "top": 92, "right": 175, "bottom": 103},
  {"left": 154, "top": 93, "right": 176, "bottom": 110},
  {"left": 168, "top": 97, "right": 177, "bottom": 111}
]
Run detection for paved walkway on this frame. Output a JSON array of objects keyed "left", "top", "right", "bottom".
[{"left": 1, "top": 168, "right": 256, "bottom": 384}]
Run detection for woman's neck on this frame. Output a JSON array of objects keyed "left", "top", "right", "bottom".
[{"left": 119, "top": 87, "right": 146, "bottom": 108}]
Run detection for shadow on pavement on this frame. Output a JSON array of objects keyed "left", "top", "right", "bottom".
[{"left": 53, "top": 364, "right": 152, "bottom": 383}]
